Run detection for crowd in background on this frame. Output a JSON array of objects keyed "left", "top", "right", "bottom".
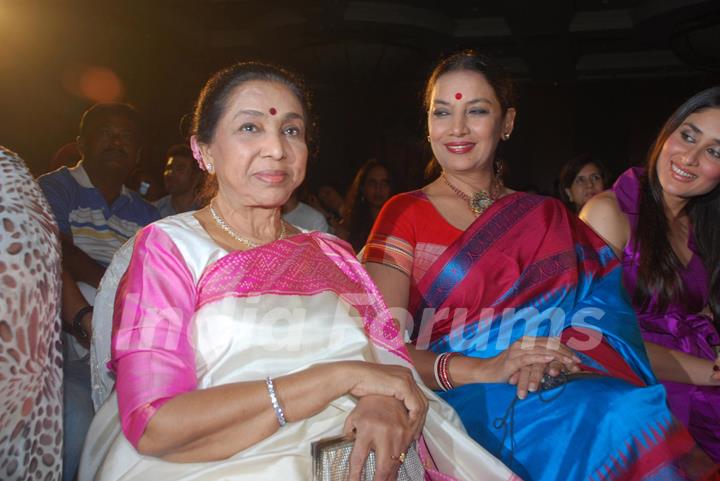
[{"left": 1, "top": 50, "right": 719, "bottom": 481}]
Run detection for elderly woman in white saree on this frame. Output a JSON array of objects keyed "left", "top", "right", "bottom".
[{"left": 79, "top": 62, "right": 517, "bottom": 481}]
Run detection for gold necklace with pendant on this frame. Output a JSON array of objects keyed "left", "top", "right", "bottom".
[{"left": 441, "top": 173, "right": 502, "bottom": 216}]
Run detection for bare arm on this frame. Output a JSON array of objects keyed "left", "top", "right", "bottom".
[
  {"left": 644, "top": 342, "right": 720, "bottom": 386},
  {"left": 60, "top": 233, "right": 105, "bottom": 288},
  {"left": 60, "top": 270, "right": 93, "bottom": 347},
  {"left": 363, "top": 262, "right": 441, "bottom": 389},
  {"left": 581, "top": 195, "right": 720, "bottom": 385},
  {"left": 144, "top": 363, "right": 347, "bottom": 461},
  {"left": 579, "top": 191, "right": 630, "bottom": 259},
  {"left": 137, "top": 360, "right": 427, "bottom": 462}
]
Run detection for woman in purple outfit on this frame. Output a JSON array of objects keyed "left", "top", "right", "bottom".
[{"left": 581, "top": 86, "right": 720, "bottom": 462}]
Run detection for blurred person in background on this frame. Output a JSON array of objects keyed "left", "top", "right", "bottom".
[
  {"left": 558, "top": 153, "right": 608, "bottom": 213},
  {"left": 342, "top": 159, "right": 396, "bottom": 252},
  {"left": 282, "top": 186, "right": 329, "bottom": 232},
  {"left": 154, "top": 144, "right": 205, "bottom": 217},
  {"left": 37, "top": 102, "right": 159, "bottom": 481}
]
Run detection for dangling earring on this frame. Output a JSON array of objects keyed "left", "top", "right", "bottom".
[
  {"left": 206, "top": 162, "right": 214, "bottom": 173},
  {"left": 494, "top": 158, "right": 504, "bottom": 184}
]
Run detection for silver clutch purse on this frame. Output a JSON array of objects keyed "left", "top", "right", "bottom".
[{"left": 311, "top": 436, "right": 425, "bottom": 481}]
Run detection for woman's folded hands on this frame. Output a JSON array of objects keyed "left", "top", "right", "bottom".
[
  {"left": 344, "top": 361, "right": 428, "bottom": 430},
  {"left": 481, "top": 336, "right": 582, "bottom": 399}
]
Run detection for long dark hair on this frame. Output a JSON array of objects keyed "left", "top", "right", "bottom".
[
  {"left": 423, "top": 50, "right": 517, "bottom": 179},
  {"left": 635, "top": 86, "right": 720, "bottom": 321},
  {"left": 344, "top": 159, "right": 396, "bottom": 252},
  {"left": 191, "top": 61, "right": 313, "bottom": 203}
]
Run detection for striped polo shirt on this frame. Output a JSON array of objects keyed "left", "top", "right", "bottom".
[{"left": 38, "top": 161, "right": 160, "bottom": 266}]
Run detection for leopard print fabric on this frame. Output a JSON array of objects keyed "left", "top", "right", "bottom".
[{"left": 0, "top": 146, "right": 63, "bottom": 481}]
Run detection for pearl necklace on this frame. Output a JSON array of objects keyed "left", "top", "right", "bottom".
[
  {"left": 210, "top": 205, "right": 286, "bottom": 248},
  {"left": 442, "top": 173, "right": 502, "bottom": 216}
]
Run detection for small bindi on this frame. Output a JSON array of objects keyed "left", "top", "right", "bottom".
[
  {"left": 269, "top": 107, "right": 277, "bottom": 115},
  {"left": 454, "top": 92, "right": 462, "bottom": 100}
]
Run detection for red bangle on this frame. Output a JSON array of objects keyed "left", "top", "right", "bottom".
[{"left": 436, "top": 352, "right": 459, "bottom": 391}]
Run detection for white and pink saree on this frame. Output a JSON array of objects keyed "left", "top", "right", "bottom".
[{"left": 80, "top": 212, "right": 515, "bottom": 481}]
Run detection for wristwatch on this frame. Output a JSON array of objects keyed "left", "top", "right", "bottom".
[{"left": 72, "top": 305, "right": 93, "bottom": 340}]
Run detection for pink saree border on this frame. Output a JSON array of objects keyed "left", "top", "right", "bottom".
[{"left": 196, "top": 232, "right": 410, "bottom": 362}]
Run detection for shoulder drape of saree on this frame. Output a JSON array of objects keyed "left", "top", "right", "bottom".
[{"left": 410, "top": 193, "right": 654, "bottom": 381}]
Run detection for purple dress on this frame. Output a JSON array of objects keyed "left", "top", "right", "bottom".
[{"left": 613, "top": 167, "right": 720, "bottom": 462}]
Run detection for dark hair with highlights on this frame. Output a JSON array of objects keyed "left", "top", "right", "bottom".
[
  {"left": 423, "top": 50, "right": 516, "bottom": 179},
  {"left": 635, "top": 86, "right": 720, "bottom": 322}
]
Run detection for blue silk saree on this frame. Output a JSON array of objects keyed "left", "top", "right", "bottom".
[{"left": 407, "top": 193, "right": 715, "bottom": 481}]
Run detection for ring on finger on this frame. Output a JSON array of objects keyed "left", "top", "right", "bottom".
[{"left": 391, "top": 451, "right": 407, "bottom": 464}]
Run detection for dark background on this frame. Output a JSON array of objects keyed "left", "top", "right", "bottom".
[{"left": 1, "top": 0, "right": 719, "bottom": 195}]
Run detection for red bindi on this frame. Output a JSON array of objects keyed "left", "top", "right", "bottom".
[
  {"left": 269, "top": 107, "right": 277, "bottom": 115},
  {"left": 454, "top": 92, "right": 462, "bottom": 100}
]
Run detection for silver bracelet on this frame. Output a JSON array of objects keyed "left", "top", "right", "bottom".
[{"left": 266, "top": 376, "right": 287, "bottom": 427}]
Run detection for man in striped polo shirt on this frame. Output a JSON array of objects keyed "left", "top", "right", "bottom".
[{"left": 38, "top": 103, "right": 159, "bottom": 481}]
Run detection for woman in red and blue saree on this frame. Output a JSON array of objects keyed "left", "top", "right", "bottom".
[{"left": 363, "top": 50, "right": 717, "bottom": 481}]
